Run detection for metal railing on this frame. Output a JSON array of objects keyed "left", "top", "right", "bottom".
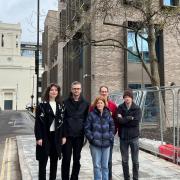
[{"left": 110, "top": 86, "right": 180, "bottom": 164}]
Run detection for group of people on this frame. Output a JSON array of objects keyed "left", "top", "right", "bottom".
[{"left": 34, "top": 81, "right": 142, "bottom": 180}]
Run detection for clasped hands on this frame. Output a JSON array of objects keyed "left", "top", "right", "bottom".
[
  {"left": 117, "top": 114, "right": 134, "bottom": 121},
  {"left": 36, "top": 137, "right": 66, "bottom": 146}
]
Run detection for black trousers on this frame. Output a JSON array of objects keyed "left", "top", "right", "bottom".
[
  {"left": 61, "top": 136, "right": 84, "bottom": 180},
  {"left": 39, "top": 132, "right": 58, "bottom": 180},
  {"left": 120, "top": 138, "right": 139, "bottom": 180}
]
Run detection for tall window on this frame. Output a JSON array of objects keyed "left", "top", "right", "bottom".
[
  {"left": 126, "top": 20, "right": 164, "bottom": 90},
  {"left": 1, "top": 34, "right": 4, "bottom": 47},
  {"left": 127, "top": 31, "right": 149, "bottom": 63}
]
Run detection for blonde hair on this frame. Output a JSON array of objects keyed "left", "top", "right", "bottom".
[{"left": 92, "top": 96, "right": 108, "bottom": 108}]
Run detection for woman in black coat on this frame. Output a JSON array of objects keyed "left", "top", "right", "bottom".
[{"left": 34, "top": 83, "right": 66, "bottom": 180}]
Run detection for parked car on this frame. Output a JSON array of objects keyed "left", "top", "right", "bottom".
[{"left": 25, "top": 103, "right": 32, "bottom": 111}]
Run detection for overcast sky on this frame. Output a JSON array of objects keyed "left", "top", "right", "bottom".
[{"left": 0, "top": 0, "right": 58, "bottom": 42}]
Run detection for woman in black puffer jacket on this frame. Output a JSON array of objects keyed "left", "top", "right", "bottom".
[{"left": 84, "top": 96, "right": 115, "bottom": 180}]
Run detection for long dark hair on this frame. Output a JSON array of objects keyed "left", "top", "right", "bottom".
[{"left": 43, "top": 83, "right": 61, "bottom": 103}]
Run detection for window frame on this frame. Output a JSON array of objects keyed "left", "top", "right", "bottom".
[{"left": 127, "top": 30, "right": 150, "bottom": 64}]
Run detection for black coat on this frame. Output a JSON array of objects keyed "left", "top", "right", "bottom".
[
  {"left": 34, "top": 101, "right": 65, "bottom": 161},
  {"left": 64, "top": 95, "right": 89, "bottom": 137},
  {"left": 116, "top": 102, "right": 142, "bottom": 140}
]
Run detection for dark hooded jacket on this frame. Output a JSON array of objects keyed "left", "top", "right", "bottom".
[
  {"left": 63, "top": 95, "right": 89, "bottom": 137},
  {"left": 116, "top": 102, "right": 142, "bottom": 140}
]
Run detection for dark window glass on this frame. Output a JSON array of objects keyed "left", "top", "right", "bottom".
[
  {"left": 127, "top": 31, "right": 149, "bottom": 63},
  {"left": 145, "top": 84, "right": 152, "bottom": 88},
  {"left": 128, "top": 83, "right": 152, "bottom": 89},
  {"left": 4, "top": 100, "right": 13, "bottom": 110},
  {"left": 128, "top": 84, "right": 141, "bottom": 89}
]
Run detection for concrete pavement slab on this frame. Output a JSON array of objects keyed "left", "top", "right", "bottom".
[{"left": 17, "top": 135, "right": 180, "bottom": 180}]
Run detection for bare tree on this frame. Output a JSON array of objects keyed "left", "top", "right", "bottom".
[
  {"left": 64, "top": 0, "right": 180, "bottom": 87},
  {"left": 92, "top": 0, "right": 180, "bottom": 86}
]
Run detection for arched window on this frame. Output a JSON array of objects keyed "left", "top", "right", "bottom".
[{"left": 16, "top": 35, "right": 19, "bottom": 47}]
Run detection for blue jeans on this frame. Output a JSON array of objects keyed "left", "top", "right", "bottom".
[
  {"left": 90, "top": 145, "right": 110, "bottom": 180},
  {"left": 120, "top": 138, "right": 139, "bottom": 180}
]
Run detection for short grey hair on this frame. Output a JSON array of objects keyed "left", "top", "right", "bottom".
[{"left": 71, "top": 81, "right": 81, "bottom": 88}]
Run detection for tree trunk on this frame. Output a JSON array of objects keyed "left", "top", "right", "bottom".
[{"left": 148, "top": 22, "right": 160, "bottom": 87}]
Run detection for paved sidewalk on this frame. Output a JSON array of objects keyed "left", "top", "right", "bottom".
[{"left": 17, "top": 135, "right": 180, "bottom": 180}]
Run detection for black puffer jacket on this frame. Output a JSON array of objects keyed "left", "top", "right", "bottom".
[
  {"left": 116, "top": 102, "right": 142, "bottom": 140},
  {"left": 64, "top": 95, "right": 89, "bottom": 137}
]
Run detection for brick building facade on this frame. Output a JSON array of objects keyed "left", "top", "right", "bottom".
[{"left": 42, "top": 0, "right": 180, "bottom": 102}]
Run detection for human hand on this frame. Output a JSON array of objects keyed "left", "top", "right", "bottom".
[
  {"left": 36, "top": 139, "right": 43, "bottom": 146},
  {"left": 117, "top": 114, "right": 122, "bottom": 118},
  {"left": 126, "top": 116, "right": 134, "bottom": 120},
  {"left": 62, "top": 137, "right": 66, "bottom": 145}
]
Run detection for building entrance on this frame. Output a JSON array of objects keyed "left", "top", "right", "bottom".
[{"left": 4, "top": 100, "right": 13, "bottom": 110}]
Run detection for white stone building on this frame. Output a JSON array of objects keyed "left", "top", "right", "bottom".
[{"left": 0, "top": 22, "right": 43, "bottom": 110}]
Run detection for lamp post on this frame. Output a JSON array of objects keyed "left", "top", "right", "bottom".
[
  {"left": 31, "top": 75, "right": 34, "bottom": 112},
  {"left": 141, "top": 36, "right": 144, "bottom": 88},
  {"left": 35, "top": 0, "right": 40, "bottom": 106},
  {"left": 31, "top": 95, "right": 34, "bottom": 112},
  {"left": 16, "top": 83, "right": 18, "bottom": 111}
]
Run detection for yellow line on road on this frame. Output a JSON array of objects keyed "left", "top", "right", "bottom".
[
  {"left": 7, "top": 138, "right": 11, "bottom": 180},
  {"left": 0, "top": 138, "right": 8, "bottom": 180}
]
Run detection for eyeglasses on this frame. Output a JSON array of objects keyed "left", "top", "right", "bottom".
[
  {"left": 72, "top": 88, "right": 81, "bottom": 90},
  {"left": 100, "top": 91, "right": 108, "bottom": 93}
]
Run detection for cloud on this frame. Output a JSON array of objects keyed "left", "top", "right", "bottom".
[{"left": 0, "top": 0, "right": 57, "bottom": 42}]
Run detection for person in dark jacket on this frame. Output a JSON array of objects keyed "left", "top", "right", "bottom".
[
  {"left": 85, "top": 96, "right": 115, "bottom": 180},
  {"left": 34, "top": 83, "right": 66, "bottom": 180},
  {"left": 116, "top": 89, "right": 142, "bottom": 180},
  {"left": 61, "top": 81, "right": 89, "bottom": 180}
]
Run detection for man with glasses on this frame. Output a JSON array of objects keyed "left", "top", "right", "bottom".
[{"left": 61, "top": 81, "right": 89, "bottom": 180}]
